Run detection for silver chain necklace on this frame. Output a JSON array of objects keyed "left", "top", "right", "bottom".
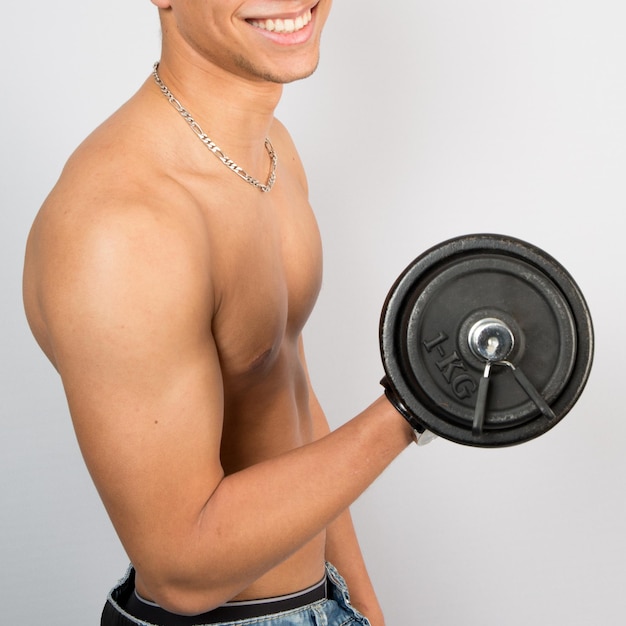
[{"left": 152, "top": 63, "right": 277, "bottom": 193}]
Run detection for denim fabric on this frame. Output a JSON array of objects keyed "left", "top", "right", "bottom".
[{"left": 101, "top": 562, "right": 371, "bottom": 626}]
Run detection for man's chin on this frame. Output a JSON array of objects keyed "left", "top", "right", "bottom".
[
  {"left": 269, "top": 64, "right": 320, "bottom": 85},
  {"left": 233, "top": 54, "right": 321, "bottom": 85}
]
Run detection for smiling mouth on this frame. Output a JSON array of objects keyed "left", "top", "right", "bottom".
[{"left": 247, "top": 8, "right": 313, "bottom": 34}]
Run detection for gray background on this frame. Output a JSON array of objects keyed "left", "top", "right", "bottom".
[{"left": 2, "top": 1, "right": 625, "bottom": 624}]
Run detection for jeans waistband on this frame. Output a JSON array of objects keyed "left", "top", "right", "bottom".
[{"left": 108, "top": 567, "right": 329, "bottom": 625}]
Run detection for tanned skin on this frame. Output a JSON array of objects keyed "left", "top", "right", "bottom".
[{"left": 23, "top": 1, "right": 414, "bottom": 624}]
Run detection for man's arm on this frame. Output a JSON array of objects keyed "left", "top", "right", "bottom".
[{"left": 26, "top": 192, "right": 413, "bottom": 616}]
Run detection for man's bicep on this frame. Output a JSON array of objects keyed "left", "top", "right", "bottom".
[{"left": 41, "top": 212, "right": 225, "bottom": 568}]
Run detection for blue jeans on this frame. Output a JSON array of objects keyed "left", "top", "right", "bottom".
[{"left": 101, "top": 562, "right": 371, "bottom": 626}]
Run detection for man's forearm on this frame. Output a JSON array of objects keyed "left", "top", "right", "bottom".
[{"left": 144, "top": 396, "right": 412, "bottom": 614}]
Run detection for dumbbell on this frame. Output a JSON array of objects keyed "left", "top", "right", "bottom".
[{"left": 380, "top": 234, "right": 594, "bottom": 447}]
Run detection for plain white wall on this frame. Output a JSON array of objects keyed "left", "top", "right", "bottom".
[{"left": 2, "top": 1, "right": 625, "bottom": 624}]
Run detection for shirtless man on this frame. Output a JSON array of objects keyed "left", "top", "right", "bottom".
[{"left": 23, "top": 1, "right": 416, "bottom": 624}]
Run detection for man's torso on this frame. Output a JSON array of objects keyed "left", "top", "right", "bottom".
[{"left": 23, "top": 82, "right": 327, "bottom": 602}]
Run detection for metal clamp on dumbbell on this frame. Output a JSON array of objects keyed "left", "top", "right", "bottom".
[{"left": 380, "top": 234, "right": 594, "bottom": 448}]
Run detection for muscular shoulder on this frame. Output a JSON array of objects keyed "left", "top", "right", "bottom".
[{"left": 24, "top": 98, "right": 213, "bottom": 366}]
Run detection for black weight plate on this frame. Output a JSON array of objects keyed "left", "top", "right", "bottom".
[
  {"left": 405, "top": 256, "right": 576, "bottom": 425},
  {"left": 380, "top": 234, "right": 594, "bottom": 447}
]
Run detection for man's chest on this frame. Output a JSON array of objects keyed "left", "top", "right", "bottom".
[{"left": 208, "top": 194, "right": 323, "bottom": 380}]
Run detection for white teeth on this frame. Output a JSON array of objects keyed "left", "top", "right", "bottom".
[{"left": 250, "top": 9, "right": 312, "bottom": 34}]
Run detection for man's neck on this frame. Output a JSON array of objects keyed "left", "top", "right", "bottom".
[{"left": 154, "top": 48, "right": 284, "bottom": 158}]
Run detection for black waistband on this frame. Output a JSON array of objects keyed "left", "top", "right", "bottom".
[{"left": 122, "top": 575, "right": 329, "bottom": 625}]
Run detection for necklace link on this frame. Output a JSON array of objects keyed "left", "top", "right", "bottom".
[{"left": 152, "top": 63, "right": 277, "bottom": 193}]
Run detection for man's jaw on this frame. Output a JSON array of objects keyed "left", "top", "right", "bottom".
[{"left": 238, "top": 2, "right": 324, "bottom": 80}]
